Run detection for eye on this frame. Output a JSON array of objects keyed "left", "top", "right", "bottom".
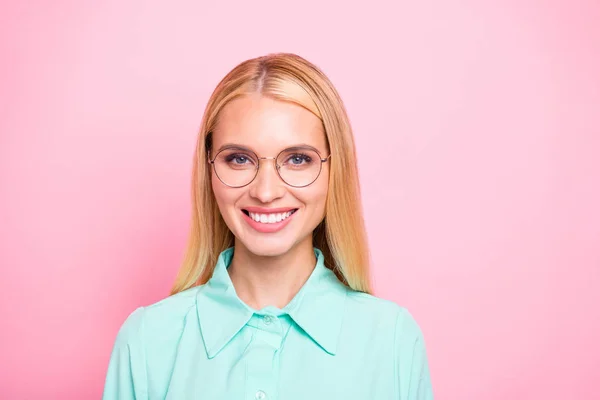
[
  {"left": 225, "top": 153, "right": 252, "bottom": 165},
  {"left": 287, "top": 153, "right": 312, "bottom": 166}
]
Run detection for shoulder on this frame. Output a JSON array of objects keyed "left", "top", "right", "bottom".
[
  {"left": 345, "top": 292, "right": 432, "bottom": 398},
  {"left": 345, "top": 290, "right": 425, "bottom": 342},
  {"left": 114, "top": 286, "right": 202, "bottom": 345},
  {"left": 345, "top": 291, "right": 417, "bottom": 323},
  {"left": 103, "top": 287, "right": 204, "bottom": 398}
]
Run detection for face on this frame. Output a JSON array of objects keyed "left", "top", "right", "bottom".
[{"left": 210, "top": 94, "right": 329, "bottom": 257}]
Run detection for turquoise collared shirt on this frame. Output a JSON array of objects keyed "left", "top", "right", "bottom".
[{"left": 103, "top": 247, "right": 433, "bottom": 399}]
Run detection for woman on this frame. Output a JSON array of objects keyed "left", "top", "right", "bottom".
[{"left": 103, "top": 53, "right": 433, "bottom": 399}]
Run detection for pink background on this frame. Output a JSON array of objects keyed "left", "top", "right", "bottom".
[{"left": 1, "top": 1, "right": 599, "bottom": 398}]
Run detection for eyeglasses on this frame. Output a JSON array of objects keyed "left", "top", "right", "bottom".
[{"left": 208, "top": 145, "right": 331, "bottom": 188}]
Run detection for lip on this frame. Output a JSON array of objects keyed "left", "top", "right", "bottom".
[{"left": 241, "top": 208, "right": 298, "bottom": 233}]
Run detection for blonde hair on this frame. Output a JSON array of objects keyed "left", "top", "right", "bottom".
[{"left": 170, "top": 53, "right": 372, "bottom": 295}]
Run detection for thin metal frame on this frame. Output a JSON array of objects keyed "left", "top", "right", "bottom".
[{"left": 208, "top": 146, "right": 331, "bottom": 188}]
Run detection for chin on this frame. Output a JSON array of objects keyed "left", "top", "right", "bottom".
[{"left": 236, "top": 236, "right": 296, "bottom": 258}]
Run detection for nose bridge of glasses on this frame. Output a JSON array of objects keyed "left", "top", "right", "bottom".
[
  {"left": 257, "top": 156, "right": 280, "bottom": 170},
  {"left": 249, "top": 156, "right": 283, "bottom": 193},
  {"left": 255, "top": 158, "right": 281, "bottom": 188}
]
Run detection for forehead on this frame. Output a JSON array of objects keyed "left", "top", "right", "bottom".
[{"left": 213, "top": 95, "right": 327, "bottom": 154}]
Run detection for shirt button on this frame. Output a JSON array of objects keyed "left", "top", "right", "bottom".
[
  {"left": 255, "top": 390, "right": 267, "bottom": 399},
  {"left": 263, "top": 315, "right": 274, "bottom": 325}
]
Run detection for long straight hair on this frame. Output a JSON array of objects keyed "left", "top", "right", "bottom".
[{"left": 170, "top": 53, "right": 372, "bottom": 295}]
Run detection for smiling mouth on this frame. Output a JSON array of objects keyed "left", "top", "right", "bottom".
[
  {"left": 241, "top": 208, "right": 299, "bottom": 223},
  {"left": 242, "top": 208, "right": 298, "bottom": 216}
]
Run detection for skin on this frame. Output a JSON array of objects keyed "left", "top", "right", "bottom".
[{"left": 211, "top": 93, "right": 330, "bottom": 310}]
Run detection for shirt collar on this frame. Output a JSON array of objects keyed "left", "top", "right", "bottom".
[{"left": 195, "top": 246, "right": 348, "bottom": 359}]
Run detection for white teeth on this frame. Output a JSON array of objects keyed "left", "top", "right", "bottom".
[{"left": 248, "top": 210, "right": 295, "bottom": 224}]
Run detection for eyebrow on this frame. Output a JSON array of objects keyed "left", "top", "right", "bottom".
[{"left": 215, "top": 143, "right": 322, "bottom": 154}]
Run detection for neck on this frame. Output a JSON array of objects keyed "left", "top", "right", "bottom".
[{"left": 227, "top": 238, "right": 317, "bottom": 310}]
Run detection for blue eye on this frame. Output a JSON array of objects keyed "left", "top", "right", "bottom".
[
  {"left": 225, "top": 154, "right": 251, "bottom": 165},
  {"left": 288, "top": 153, "right": 312, "bottom": 165}
]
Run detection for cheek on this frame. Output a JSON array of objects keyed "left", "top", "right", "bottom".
[
  {"left": 211, "top": 176, "right": 231, "bottom": 215},
  {"left": 315, "top": 171, "right": 330, "bottom": 203},
  {"left": 316, "top": 180, "right": 329, "bottom": 204},
  {"left": 296, "top": 179, "right": 329, "bottom": 211},
  {"left": 211, "top": 176, "right": 221, "bottom": 205},
  {"left": 211, "top": 175, "right": 245, "bottom": 221}
]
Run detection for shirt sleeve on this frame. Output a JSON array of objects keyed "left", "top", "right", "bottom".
[
  {"left": 102, "top": 306, "right": 148, "bottom": 400},
  {"left": 394, "top": 308, "right": 434, "bottom": 400}
]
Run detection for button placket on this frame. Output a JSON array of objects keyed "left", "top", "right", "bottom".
[{"left": 245, "top": 314, "right": 282, "bottom": 400}]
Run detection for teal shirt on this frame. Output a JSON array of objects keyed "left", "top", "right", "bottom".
[{"left": 103, "top": 247, "right": 433, "bottom": 399}]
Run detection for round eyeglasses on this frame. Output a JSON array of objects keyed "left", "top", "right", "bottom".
[{"left": 209, "top": 145, "right": 331, "bottom": 188}]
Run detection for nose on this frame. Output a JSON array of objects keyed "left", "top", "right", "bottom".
[{"left": 248, "top": 158, "right": 285, "bottom": 203}]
